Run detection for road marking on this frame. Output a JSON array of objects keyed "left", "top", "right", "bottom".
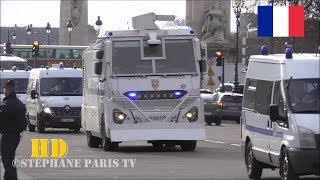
[{"left": 230, "top": 144, "right": 241, "bottom": 147}]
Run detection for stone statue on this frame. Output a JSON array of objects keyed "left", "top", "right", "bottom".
[
  {"left": 71, "top": 0, "right": 81, "bottom": 27},
  {"left": 201, "top": 1, "right": 227, "bottom": 42}
]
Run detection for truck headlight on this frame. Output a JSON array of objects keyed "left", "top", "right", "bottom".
[
  {"left": 299, "top": 126, "right": 316, "bottom": 149},
  {"left": 113, "top": 109, "right": 127, "bottom": 124},
  {"left": 44, "top": 107, "right": 51, "bottom": 114},
  {"left": 185, "top": 107, "right": 198, "bottom": 122}
]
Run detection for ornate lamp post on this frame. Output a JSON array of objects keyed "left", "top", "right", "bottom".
[
  {"left": 26, "top": 25, "right": 31, "bottom": 44},
  {"left": 46, "top": 22, "right": 51, "bottom": 45},
  {"left": 95, "top": 16, "right": 103, "bottom": 35},
  {"left": 12, "top": 29, "right": 17, "bottom": 44},
  {"left": 67, "top": 19, "right": 73, "bottom": 45},
  {"left": 233, "top": 0, "right": 242, "bottom": 93}
]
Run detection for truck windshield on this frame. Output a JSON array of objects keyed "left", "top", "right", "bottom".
[
  {"left": 287, "top": 78, "right": 319, "bottom": 113},
  {"left": 40, "top": 77, "right": 82, "bottom": 96},
  {"left": 0, "top": 61, "right": 28, "bottom": 70},
  {"left": 111, "top": 39, "right": 196, "bottom": 75},
  {"left": 0, "top": 78, "right": 28, "bottom": 94}
]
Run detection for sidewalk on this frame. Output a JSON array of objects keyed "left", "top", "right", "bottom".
[{"left": 0, "top": 161, "right": 34, "bottom": 180}]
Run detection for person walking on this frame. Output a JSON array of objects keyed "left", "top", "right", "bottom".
[{"left": 0, "top": 80, "right": 27, "bottom": 180}]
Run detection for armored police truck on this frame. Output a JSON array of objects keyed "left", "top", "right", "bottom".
[{"left": 82, "top": 13, "right": 207, "bottom": 151}]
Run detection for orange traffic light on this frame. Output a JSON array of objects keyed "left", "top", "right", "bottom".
[
  {"left": 215, "top": 51, "right": 222, "bottom": 57},
  {"left": 33, "top": 41, "right": 39, "bottom": 46}
]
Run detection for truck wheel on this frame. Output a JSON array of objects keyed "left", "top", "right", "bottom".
[
  {"left": 215, "top": 117, "right": 222, "bottom": 126},
  {"left": 280, "top": 148, "right": 299, "bottom": 180},
  {"left": 152, "top": 142, "right": 164, "bottom": 148},
  {"left": 86, "top": 131, "right": 101, "bottom": 148},
  {"left": 245, "top": 142, "right": 263, "bottom": 179},
  {"left": 101, "top": 115, "right": 118, "bottom": 151},
  {"left": 73, "top": 127, "right": 81, "bottom": 132},
  {"left": 180, "top": 140, "right": 197, "bottom": 151},
  {"left": 37, "top": 115, "right": 45, "bottom": 133}
]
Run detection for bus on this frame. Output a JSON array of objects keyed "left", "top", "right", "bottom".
[{"left": 0, "top": 44, "right": 89, "bottom": 68}]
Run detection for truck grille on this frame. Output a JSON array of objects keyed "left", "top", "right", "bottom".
[
  {"left": 113, "top": 97, "right": 197, "bottom": 110},
  {"left": 51, "top": 107, "right": 81, "bottom": 117}
]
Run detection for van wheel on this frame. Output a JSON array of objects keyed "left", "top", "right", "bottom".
[
  {"left": 37, "top": 115, "right": 45, "bottom": 133},
  {"left": 206, "top": 120, "right": 213, "bottom": 126},
  {"left": 26, "top": 113, "right": 36, "bottom": 132},
  {"left": 215, "top": 118, "right": 222, "bottom": 126},
  {"left": 245, "top": 142, "right": 263, "bottom": 179},
  {"left": 101, "top": 115, "right": 118, "bottom": 151},
  {"left": 86, "top": 131, "right": 101, "bottom": 148},
  {"left": 280, "top": 148, "right": 299, "bottom": 180},
  {"left": 180, "top": 141, "right": 197, "bottom": 151}
]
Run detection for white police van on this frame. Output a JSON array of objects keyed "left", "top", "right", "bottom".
[
  {"left": 242, "top": 46, "right": 320, "bottom": 180},
  {"left": 25, "top": 63, "right": 83, "bottom": 133},
  {"left": 0, "top": 54, "right": 29, "bottom": 70},
  {"left": 0, "top": 66, "right": 30, "bottom": 104}
]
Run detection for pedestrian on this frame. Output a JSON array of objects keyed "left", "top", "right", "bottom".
[{"left": 0, "top": 80, "right": 27, "bottom": 180}]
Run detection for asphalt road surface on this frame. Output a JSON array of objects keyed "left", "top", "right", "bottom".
[{"left": 1, "top": 121, "right": 319, "bottom": 180}]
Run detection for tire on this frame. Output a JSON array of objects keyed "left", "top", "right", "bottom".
[
  {"left": 37, "top": 115, "right": 45, "bottom": 133},
  {"left": 26, "top": 113, "right": 36, "bottom": 132},
  {"left": 215, "top": 117, "right": 222, "bottom": 126},
  {"left": 152, "top": 142, "right": 164, "bottom": 148},
  {"left": 73, "top": 127, "right": 81, "bottom": 132},
  {"left": 245, "top": 141, "right": 263, "bottom": 179},
  {"left": 180, "top": 141, "right": 197, "bottom": 151},
  {"left": 280, "top": 148, "right": 299, "bottom": 180},
  {"left": 236, "top": 118, "right": 241, "bottom": 124},
  {"left": 206, "top": 120, "right": 213, "bottom": 126},
  {"left": 86, "top": 131, "right": 101, "bottom": 148},
  {"left": 101, "top": 115, "right": 118, "bottom": 151}
]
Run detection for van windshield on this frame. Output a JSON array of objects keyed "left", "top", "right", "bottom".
[
  {"left": 40, "top": 77, "right": 82, "bottom": 96},
  {"left": 287, "top": 78, "right": 320, "bottom": 113},
  {"left": 0, "top": 78, "right": 28, "bottom": 94}
]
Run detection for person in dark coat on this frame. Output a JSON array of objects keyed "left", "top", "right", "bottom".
[{"left": 0, "top": 80, "right": 27, "bottom": 180}]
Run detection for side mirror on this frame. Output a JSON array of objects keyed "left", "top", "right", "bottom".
[
  {"left": 94, "top": 61, "right": 102, "bottom": 75},
  {"left": 96, "top": 50, "right": 104, "bottom": 60},
  {"left": 199, "top": 60, "right": 207, "bottom": 73},
  {"left": 31, "top": 90, "right": 38, "bottom": 99},
  {"left": 269, "top": 104, "right": 279, "bottom": 122}
]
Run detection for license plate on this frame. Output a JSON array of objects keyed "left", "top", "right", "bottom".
[
  {"left": 149, "top": 116, "right": 166, "bottom": 121},
  {"left": 61, "top": 119, "right": 75, "bottom": 122}
]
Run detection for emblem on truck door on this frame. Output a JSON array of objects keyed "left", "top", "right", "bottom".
[{"left": 151, "top": 79, "right": 159, "bottom": 90}]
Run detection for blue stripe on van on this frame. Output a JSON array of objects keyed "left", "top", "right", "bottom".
[{"left": 246, "top": 125, "right": 273, "bottom": 136}]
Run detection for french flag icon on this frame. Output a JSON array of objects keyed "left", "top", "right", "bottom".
[{"left": 258, "top": 6, "right": 305, "bottom": 37}]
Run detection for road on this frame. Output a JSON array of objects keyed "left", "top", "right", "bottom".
[{"left": 1, "top": 121, "right": 318, "bottom": 180}]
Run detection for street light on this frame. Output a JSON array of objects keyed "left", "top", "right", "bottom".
[
  {"left": 233, "top": 0, "right": 242, "bottom": 93},
  {"left": 26, "top": 25, "right": 31, "bottom": 44},
  {"left": 95, "top": 16, "right": 103, "bottom": 35},
  {"left": 46, "top": 22, "right": 51, "bottom": 45},
  {"left": 67, "top": 19, "right": 73, "bottom": 45},
  {"left": 12, "top": 29, "right": 17, "bottom": 44}
]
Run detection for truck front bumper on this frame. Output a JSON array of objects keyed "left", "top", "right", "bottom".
[{"left": 110, "top": 123, "right": 206, "bottom": 142}]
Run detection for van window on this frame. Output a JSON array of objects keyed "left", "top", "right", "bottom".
[
  {"left": 273, "top": 81, "right": 286, "bottom": 117},
  {"left": 255, "top": 80, "right": 273, "bottom": 115},
  {"left": 243, "top": 79, "right": 256, "bottom": 110}
]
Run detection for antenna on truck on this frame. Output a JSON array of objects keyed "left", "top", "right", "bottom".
[{"left": 132, "top": 12, "right": 175, "bottom": 30}]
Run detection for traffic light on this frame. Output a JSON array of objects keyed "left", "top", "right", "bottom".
[
  {"left": 4, "top": 42, "right": 13, "bottom": 54},
  {"left": 215, "top": 51, "right": 223, "bottom": 66},
  {"left": 32, "top": 41, "right": 40, "bottom": 57}
]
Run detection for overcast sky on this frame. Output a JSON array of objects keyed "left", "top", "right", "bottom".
[{"left": 0, "top": 0, "right": 186, "bottom": 28}]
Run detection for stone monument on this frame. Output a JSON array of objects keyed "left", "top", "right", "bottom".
[{"left": 59, "top": 0, "right": 88, "bottom": 45}]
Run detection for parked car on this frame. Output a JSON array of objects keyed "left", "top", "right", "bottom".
[{"left": 214, "top": 83, "right": 235, "bottom": 93}]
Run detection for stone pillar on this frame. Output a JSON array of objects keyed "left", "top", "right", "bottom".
[
  {"left": 186, "top": 0, "right": 231, "bottom": 39},
  {"left": 59, "top": 0, "right": 88, "bottom": 45}
]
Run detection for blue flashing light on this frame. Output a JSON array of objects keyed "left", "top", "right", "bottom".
[
  {"left": 174, "top": 91, "right": 182, "bottom": 96},
  {"left": 108, "top": 32, "right": 113, "bottom": 36},
  {"left": 261, "top": 45, "right": 268, "bottom": 55},
  {"left": 128, "top": 92, "right": 137, "bottom": 98},
  {"left": 190, "top": 29, "right": 195, "bottom": 34},
  {"left": 285, "top": 48, "right": 293, "bottom": 58}
]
